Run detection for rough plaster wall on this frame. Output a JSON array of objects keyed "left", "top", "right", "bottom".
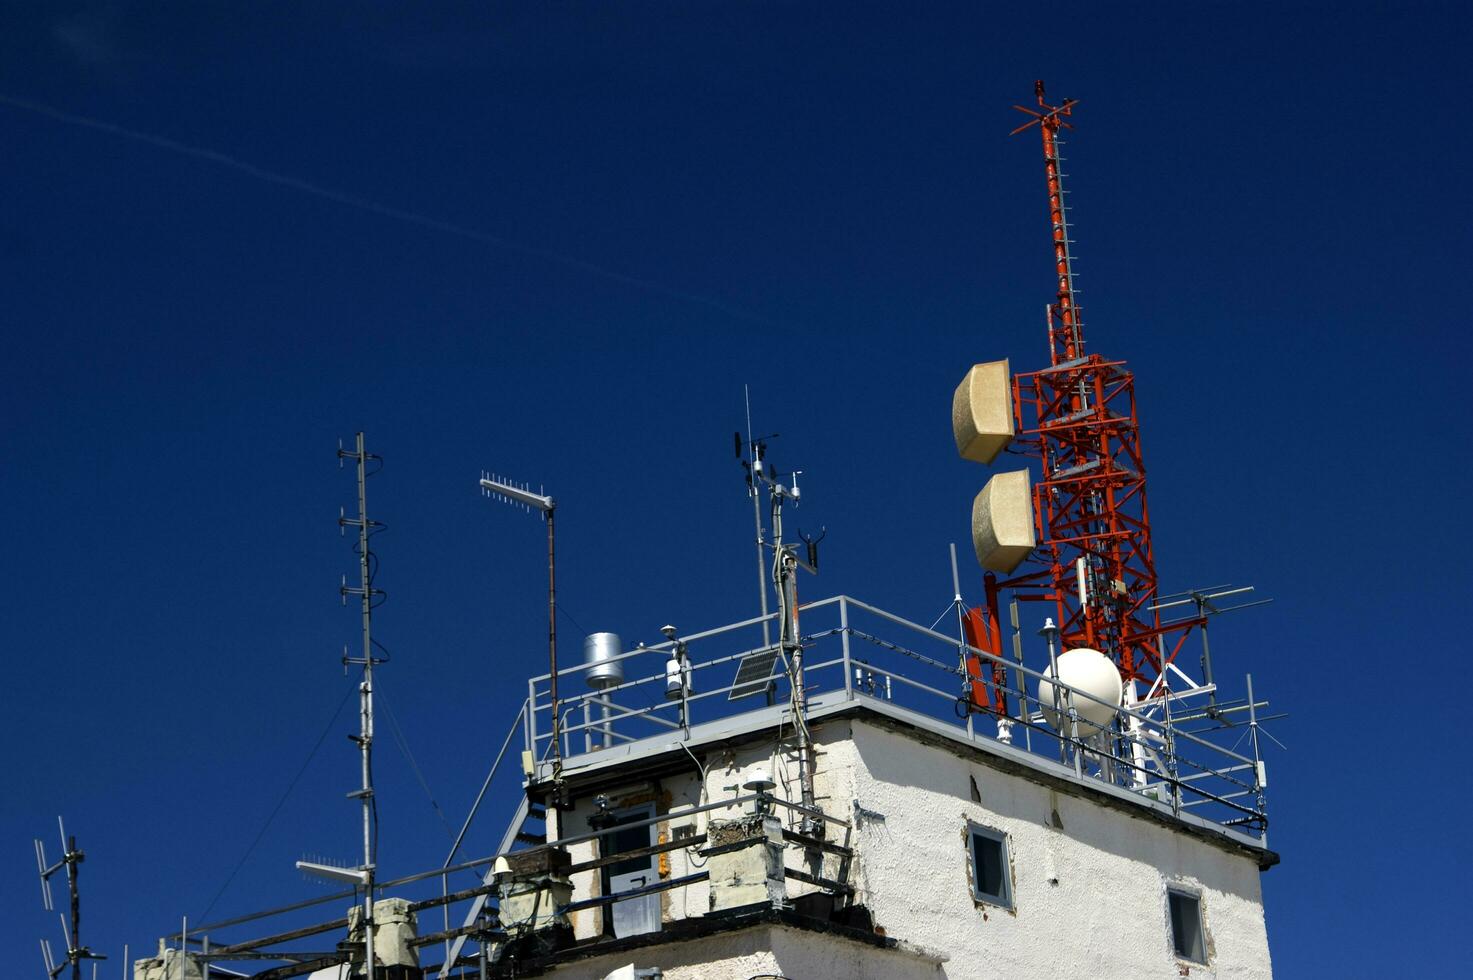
[
  {"left": 769, "top": 926, "right": 944, "bottom": 980},
  {"left": 553, "top": 773, "right": 708, "bottom": 940},
  {"left": 700, "top": 721, "right": 858, "bottom": 899},
  {"left": 542, "top": 928, "right": 780, "bottom": 980},
  {"left": 543, "top": 924, "right": 941, "bottom": 980},
  {"left": 662, "top": 771, "right": 708, "bottom": 920},
  {"left": 552, "top": 722, "right": 862, "bottom": 939},
  {"left": 846, "top": 720, "right": 1272, "bottom": 980}
]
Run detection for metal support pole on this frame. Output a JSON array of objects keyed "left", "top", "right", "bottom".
[
  {"left": 949, "top": 544, "right": 974, "bottom": 739},
  {"left": 340, "top": 432, "right": 378, "bottom": 979},
  {"left": 1163, "top": 676, "right": 1180, "bottom": 817},
  {"left": 745, "top": 387, "right": 772, "bottom": 649},
  {"left": 1040, "top": 619, "right": 1065, "bottom": 764},
  {"left": 66, "top": 832, "right": 81, "bottom": 980},
  {"left": 840, "top": 597, "right": 852, "bottom": 699},
  {"left": 751, "top": 482, "right": 771, "bottom": 648},
  {"left": 1246, "top": 673, "right": 1268, "bottom": 845},
  {"left": 546, "top": 509, "right": 561, "bottom": 790},
  {"left": 678, "top": 640, "right": 691, "bottom": 737},
  {"left": 525, "top": 678, "right": 537, "bottom": 764},
  {"left": 1197, "top": 594, "right": 1219, "bottom": 717},
  {"left": 1068, "top": 704, "right": 1084, "bottom": 780},
  {"left": 1010, "top": 597, "right": 1031, "bottom": 753}
]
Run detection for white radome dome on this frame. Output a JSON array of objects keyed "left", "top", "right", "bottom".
[{"left": 1036, "top": 647, "right": 1123, "bottom": 734}]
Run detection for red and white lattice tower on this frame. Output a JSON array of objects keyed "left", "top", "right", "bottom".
[{"left": 957, "top": 82, "right": 1205, "bottom": 710}]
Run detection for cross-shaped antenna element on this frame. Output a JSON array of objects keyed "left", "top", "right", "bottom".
[{"left": 1009, "top": 78, "right": 1079, "bottom": 137}]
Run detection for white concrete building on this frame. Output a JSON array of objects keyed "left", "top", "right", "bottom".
[{"left": 522, "top": 691, "right": 1276, "bottom": 980}]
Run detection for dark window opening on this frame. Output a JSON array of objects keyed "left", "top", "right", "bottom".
[
  {"left": 967, "top": 823, "right": 1012, "bottom": 908},
  {"left": 1169, "top": 888, "right": 1205, "bottom": 963}
]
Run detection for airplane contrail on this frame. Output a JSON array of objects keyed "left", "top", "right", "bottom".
[{"left": 0, "top": 92, "right": 784, "bottom": 328}]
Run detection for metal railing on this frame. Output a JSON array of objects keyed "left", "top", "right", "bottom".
[
  {"left": 526, "top": 595, "right": 1270, "bottom": 840},
  {"left": 162, "top": 791, "right": 855, "bottom": 980}
]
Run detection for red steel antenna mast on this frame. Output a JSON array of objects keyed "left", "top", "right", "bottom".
[
  {"left": 961, "top": 82, "right": 1204, "bottom": 707},
  {"left": 1008, "top": 79, "right": 1196, "bottom": 687}
]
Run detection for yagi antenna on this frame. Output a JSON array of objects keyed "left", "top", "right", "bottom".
[
  {"left": 480, "top": 473, "right": 554, "bottom": 513},
  {"left": 295, "top": 858, "right": 371, "bottom": 886},
  {"left": 478, "top": 468, "right": 564, "bottom": 797}
]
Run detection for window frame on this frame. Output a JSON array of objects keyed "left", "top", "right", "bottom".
[
  {"left": 965, "top": 821, "right": 1013, "bottom": 909},
  {"left": 1166, "top": 884, "right": 1207, "bottom": 964}
]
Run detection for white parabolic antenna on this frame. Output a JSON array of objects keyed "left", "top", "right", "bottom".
[{"left": 1037, "top": 647, "right": 1123, "bottom": 733}]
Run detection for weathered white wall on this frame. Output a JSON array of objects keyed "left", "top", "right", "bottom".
[
  {"left": 546, "top": 714, "right": 1272, "bottom": 978},
  {"left": 544, "top": 923, "right": 941, "bottom": 980},
  {"left": 551, "top": 774, "right": 705, "bottom": 941},
  {"left": 846, "top": 719, "right": 1272, "bottom": 979},
  {"left": 552, "top": 722, "right": 858, "bottom": 936}
]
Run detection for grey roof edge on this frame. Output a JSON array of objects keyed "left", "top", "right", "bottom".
[
  {"left": 534, "top": 693, "right": 1280, "bottom": 872},
  {"left": 506, "top": 904, "right": 935, "bottom": 975}
]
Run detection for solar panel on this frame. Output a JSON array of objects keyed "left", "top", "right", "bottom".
[{"left": 728, "top": 647, "right": 782, "bottom": 701}]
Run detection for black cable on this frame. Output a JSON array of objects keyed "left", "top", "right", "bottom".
[
  {"left": 197, "top": 685, "right": 357, "bottom": 923},
  {"left": 379, "top": 685, "right": 457, "bottom": 843},
  {"left": 555, "top": 601, "right": 589, "bottom": 636}
]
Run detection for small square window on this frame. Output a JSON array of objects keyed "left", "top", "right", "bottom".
[
  {"left": 966, "top": 823, "right": 1012, "bottom": 908},
  {"left": 1168, "top": 888, "right": 1205, "bottom": 963}
]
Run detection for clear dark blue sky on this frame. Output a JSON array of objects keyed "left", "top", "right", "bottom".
[{"left": 2, "top": 2, "right": 1467, "bottom": 975}]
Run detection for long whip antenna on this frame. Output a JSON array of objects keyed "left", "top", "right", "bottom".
[{"left": 741, "top": 386, "right": 772, "bottom": 647}]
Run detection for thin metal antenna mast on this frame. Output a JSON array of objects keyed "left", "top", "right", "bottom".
[
  {"left": 337, "top": 432, "right": 385, "bottom": 979},
  {"left": 739, "top": 386, "right": 772, "bottom": 648},
  {"left": 478, "top": 475, "right": 560, "bottom": 788},
  {"left": 35, "top": 817, "right": 106, "bottom": 980},
  {"left": 745, "top": 443, "right": 821, "bottom": 833}
]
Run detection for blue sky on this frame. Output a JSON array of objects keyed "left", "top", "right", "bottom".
[{"left": 2, "top": 2, "right": 1468, "bottom": 976}]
